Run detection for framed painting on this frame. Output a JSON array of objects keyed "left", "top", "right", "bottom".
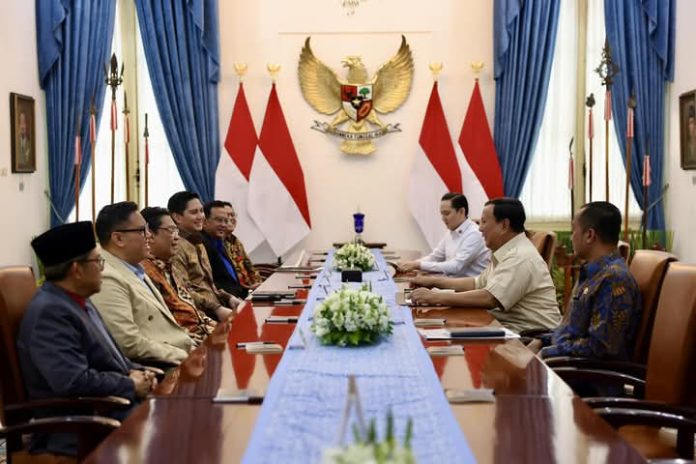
[
  {"left": 679, "top": 90, "right": 696, "bottom": 170},
  {"left": 10, "top": 92, "right": 36, "bottom": 173}
]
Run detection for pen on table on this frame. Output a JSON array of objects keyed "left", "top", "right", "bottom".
[{"left": 288, "top": 284, "right": 312, "bottom": 289}]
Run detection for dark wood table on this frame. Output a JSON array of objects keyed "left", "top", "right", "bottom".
[{"left": 85, "top": 252, "right": 646, "bottom": 463}]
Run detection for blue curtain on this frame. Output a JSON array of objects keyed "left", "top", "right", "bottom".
[
  {"left": 134, "top": 0, "right": 221, "bottom": 202},
  {"left": 605, "top": 0, "right": 675, "bottom": 230},
  {"left": 493, "top": 0, "right": 561, "bottom": 197},
  {"left": 37, "top": 0, "right": 116, "bottom": 226}
]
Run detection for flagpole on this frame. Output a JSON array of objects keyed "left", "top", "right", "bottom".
[
  {"left": 89, "top": 98, "right": 97, "bottom": 221},
  {"left": 568, "top": 137, "right": 575, "bottom": 223},
  {"left": 586, "top": 94, "right": 595, "bottom": 202},
  {"left": 642, "top": 138, "right": 651, "bottom": 249},
  {"left": 104, "top": 54, "right": 123, "bottom": 204},
  {"left": 144, "top": 113, "right": 150, "bottom": 207},
  {"left": 595, "top": 40, "right": 619, "bottom": 203},
  {"left": 123, "top": 92, "right": 131, "bottom": 201},
  {"left": 623, "top": 94, "right": 636, "bottom": 241},
  {"left": 74, "top": 119, "right": 82, "bottom": 221}
]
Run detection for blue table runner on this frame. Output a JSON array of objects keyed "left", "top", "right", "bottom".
[{"left": 242, "top": 250, "right": 476, "bottom": 464}]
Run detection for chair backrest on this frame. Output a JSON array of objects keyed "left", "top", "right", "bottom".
[
  {"left": 529, "top": 230, "right": 557, "bottom": 269},
  {"left": 628, "top": 250, "right": 677, "bottom": 363},
  {"left": 617, "top": 240, "right": 630, "bottom": 262},
  {"left": 645, "top": 263, "right": 696, "bottom": 405},
  {"left": 0, "top": 266, "right": 37, "bottom": 422}
]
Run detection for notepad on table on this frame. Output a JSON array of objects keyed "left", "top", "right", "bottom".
[
  {"left": 414, "top": 318, "right": 446, "bottom": 327},
  {"left": 212, "top": 388, "right": 265, "bottom": 404},
  {"left": 427, "top": 345, "right": 464, "bottom": 357},
  {"left": 445, "top": 388, "right": 495, "bottom": 404},
  {"left": 418, "top": 327, "right": 518, "bottom": 340}
]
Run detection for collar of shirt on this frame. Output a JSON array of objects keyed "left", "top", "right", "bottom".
[
  {"left": 449, "top": 219, "right": 472, "bottom": 239},
  {"left": 60, "top": 287, "right": 87, "bottom": 309},
  {"left": 579, "top": 251, "right": 623, "bottom": 282},
  {"left": 491, "top": 232, "right": 527, "bottom": 265},
  {"left": 120, "top": 258, "right": 147, "bottom": 282}
]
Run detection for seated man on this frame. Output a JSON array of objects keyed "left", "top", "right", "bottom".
[
  {"left": 17, "top": 221, "right": 155, "bottom": 457},
  {"left": 141, "top": 207, "right": 217, "bottom": 344},
  {"left": 533, "top": 202, "right": 642, "bottom": 360},
  {"left": 399, "top": 192, "right": 490, "bottom": 277},
  {"left": 221, "top": 201, "right": 263, "bottom": 288},
  {"left": 201, "top": 200, "right": 249, "bottom": 299},
  {"left": 168, "top": 191, "right": 239, "bottom": 321},
  {"left": 411, "top": 198, "right": 561, "bottom": 333},
  {"left": 91, "top": 202, "right": 194, "bottom": 365}
]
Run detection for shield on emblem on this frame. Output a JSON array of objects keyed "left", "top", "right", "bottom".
[{"left": 341, "top": 84, "right": 373, "bottom": 122}]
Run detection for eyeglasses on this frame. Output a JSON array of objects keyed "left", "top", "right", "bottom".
[
  {"left": 210, "top": 216, "right": 230, "bottom": 224},
  {"left": 158, "top": 226, "right": 179, "bottom": 235},
  {"left": 115, "top": 226, "right": 149, "bottom": 237},
  {"left": 79, "top": 256, "right": 105, "bottom": 270}
]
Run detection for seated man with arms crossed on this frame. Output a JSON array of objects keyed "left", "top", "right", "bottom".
[
  {"left": 530, "top": 202, "right": 642, "bottom": 359},
  {"left": 201, "top": 200, "right": 249, "bottom": 299},
  {"left": 168, "top": 191, "right": 238, "bottom": 321},
  {"left": 141, "top": 207, "right": 216, "bottom": 345},
  {"left": 410, "top": 198, "right": 561, "bottom": 333},
  {"left": 18, "top": 222, "right": 155, "bottom": 457},
  {"left": 399, "top": 192, "right": 489, "bottom": 277},
  {"left": 91, "top": 202, "right": 194, "bottom": 365}
]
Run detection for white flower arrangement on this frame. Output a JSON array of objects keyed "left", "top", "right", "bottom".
[
  {"left": 333, "top": 242, "right": 376, "bottom": 272},
  {"left": 322, "top": 413, "right": 416, "bottom": 464},
  {"left": 311, "top": 284, "right": 393, "bottom": 346}
]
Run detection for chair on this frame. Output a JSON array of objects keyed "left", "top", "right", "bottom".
[
  {"left": 0, "top": 266, "right": 127, "bottom": 463},
  {"left": 618, "top": 240, "right": 630, "bottom": 262},
  {"left": 628, "top": 250, "right": 677, "bottom": 364},
  {"left": 528, "top": 230, "right": 557, "bottom": 269},
  {"left": 553, "top": 263, "right": 696, "bottom": 459}
]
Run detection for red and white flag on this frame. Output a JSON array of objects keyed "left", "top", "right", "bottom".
[
  {"left": 248, "top": 84, "right": 311, "bottom": 257},
  {"left": 216, "top": 83, "right": 265, "bottom": 252},
  {"left": 408, "top": 82, "right": 462, "bottom": 249},
  {"left": 457, "top": 80, "right": 504, "bottom": 219}
]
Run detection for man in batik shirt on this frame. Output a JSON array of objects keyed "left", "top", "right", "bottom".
[
  {"left": 536, "top": 202, "right": 642, "bottom": 360},
  {"left": 220, "top": 201, "right": 263, "bottom": 289}
]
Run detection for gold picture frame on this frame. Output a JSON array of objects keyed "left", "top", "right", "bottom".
[
  {"left": 10, "top": 92, "right": 36, "bottom": 173},
  {"left": 679, "top": 90, "right": 696, "bottom": 170}
]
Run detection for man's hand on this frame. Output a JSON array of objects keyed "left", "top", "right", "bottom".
[
  {"left": 228, "top": 294, "right": 243, "bottom": 308},
  {"left": 410, "top": 275, "right": 439, "bottom": 289},
  {"left": 526, "top": 339, "right": 543, "bottom": 354},
  {"left": 397, "top": 261, "right": 420, "bottom": 273},
  {"left": 129, "top": 370, "right": 154, "bottom": 399},
  {"left": 215, "top": 305, "right": 236, "bottom": 322},
  {"left": 410, "top": 287, "right": 441, "bottom": 306}
]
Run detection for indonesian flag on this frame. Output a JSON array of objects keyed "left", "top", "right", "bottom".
[
  {"left": 457, "top": 80, "right": 503, "bottom": 219},
  {"left": 248, "top": 84, "right": 311, "bottom": 257},
  {"left": 408, "top": 82, "right": 462, "bottom": 249},
  {"left": 215, "top": 83, "right": 265, "bottom": 252}
]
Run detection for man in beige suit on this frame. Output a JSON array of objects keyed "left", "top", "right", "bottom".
[{"left": 91, "top": 202, "right": 193, "bottom": 365}]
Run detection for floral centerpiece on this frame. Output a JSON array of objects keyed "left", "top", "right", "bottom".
[
  {"left": 322, "top": 412, "right": 416, "bottom": 464},
  {"left": 334, "top": 242, "right": 376, "bottom": 271},
  {"left": 311, "top": 285, "right": 393, "bottom": 346}
]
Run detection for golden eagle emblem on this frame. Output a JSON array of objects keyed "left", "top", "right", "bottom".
[{"left": 299, "top": 35, "right": 414, "bottom": 155}]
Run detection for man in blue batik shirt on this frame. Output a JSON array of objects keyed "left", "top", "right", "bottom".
[{"left": 531, "top": 201, "right": 642, "bottom": 360}]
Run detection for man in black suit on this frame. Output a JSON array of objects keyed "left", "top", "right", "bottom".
[
  {"left": 17, "top": 221, "right": 155, "bottom": 457},
  {"left": 200, "top": 200, "right": 248, "bottom": 299}
]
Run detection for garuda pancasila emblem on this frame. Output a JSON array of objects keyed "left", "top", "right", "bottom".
[{"left": 299, "top": 35, "right": 414, "bottom": 155}]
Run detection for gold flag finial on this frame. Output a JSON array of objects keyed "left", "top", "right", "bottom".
[
  {"left": 233, "top": 63, "right": 248, "bottom": 80},
  {"left": 470, "top": 61, "right": 485, "bottom": 77},
  {"left": 429, "top": 62, "right": 443, "bottom": 81},
  {"left": 267, "top": 63, "right": 281, "bottom": 82}
]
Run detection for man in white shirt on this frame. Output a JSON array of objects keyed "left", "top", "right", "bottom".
[{"left": 399, "top": 192, "right": 489, "bottom": 277}]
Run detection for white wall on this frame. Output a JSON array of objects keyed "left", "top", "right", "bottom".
[
  {"left": 666, "top": 0, "right": 696, "bottom": 263},
  {"left": 218, "top": 0, "right": 494, "bottom": 261},
  {"left": 0, "top": 1, "right": 49, "bottom": 267}
]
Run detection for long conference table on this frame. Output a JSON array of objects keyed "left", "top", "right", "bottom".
[{"left": 85, "top": 250, "right": 646, "bottom": 463}]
